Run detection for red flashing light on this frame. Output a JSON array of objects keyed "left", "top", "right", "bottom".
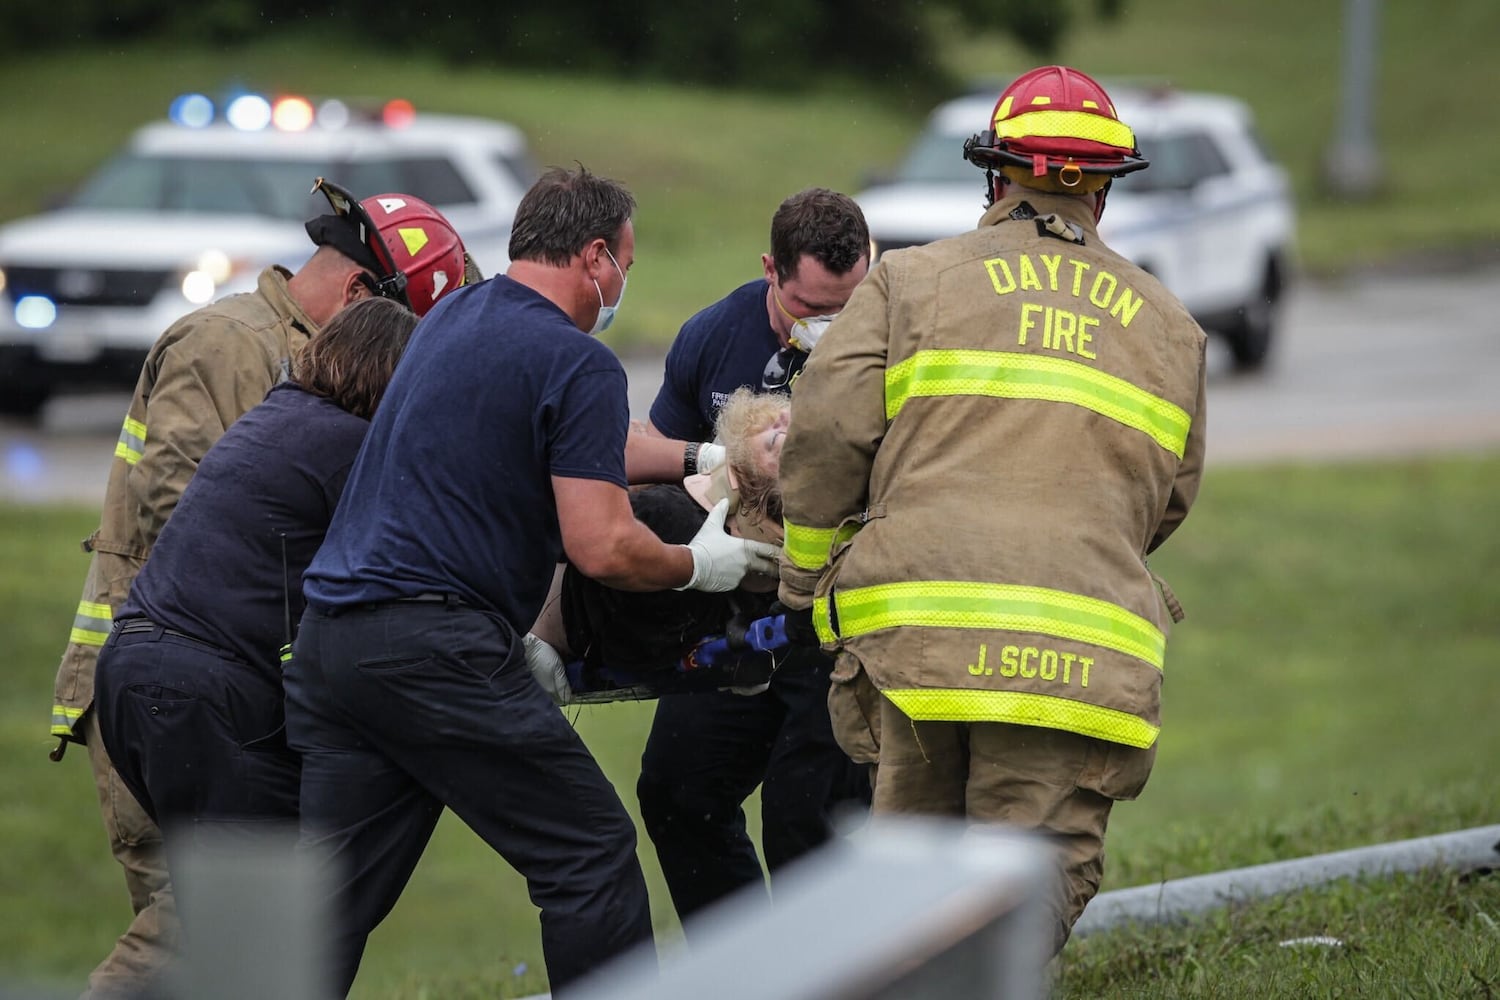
[{"left": 382, "top": 99, "right": 417, "bottom": 129}]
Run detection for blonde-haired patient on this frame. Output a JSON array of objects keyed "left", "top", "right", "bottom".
[{"left": 526, "top": 388, "right": 790, "bottom": 701}]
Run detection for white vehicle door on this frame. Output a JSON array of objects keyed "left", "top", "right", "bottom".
[{"left": 1179, "top": 129, "right": 1256, "bottom": 311}]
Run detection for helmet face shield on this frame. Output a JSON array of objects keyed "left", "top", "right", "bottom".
[
  {"left": 307, "top": 177, "right": 470, "bottom": 316},
  {"left": 309, "top": 176, "right": 410, "bottom": 306}
]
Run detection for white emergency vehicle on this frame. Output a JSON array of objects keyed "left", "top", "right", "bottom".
[
  {"left": 0, "top": 92, "right": 535, "bottom": 415},
  {"left": 855, "top": 85, "right": 1297, "bottom": 370}
]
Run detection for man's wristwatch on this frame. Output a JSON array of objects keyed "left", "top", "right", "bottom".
[{"left": 683, "top": 441, "right": 699, "bottom": 477}]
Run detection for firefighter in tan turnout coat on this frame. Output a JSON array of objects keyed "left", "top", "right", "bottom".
[
  {"left": 776, "top": 65, "right": 1208, "bottom": 954},
  {"left": 48, "top": 180, "right": 471, "bottom": 999}
]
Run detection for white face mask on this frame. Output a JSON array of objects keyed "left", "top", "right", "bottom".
[
  {"left": 787, "top": 314, "right": 836, "bottom": 352},
  {"left": 589, "top": 248, "right": 627, "bottom": 335},
  {"left": 772, "top": 285, "right": 837, "bottom": 352}
]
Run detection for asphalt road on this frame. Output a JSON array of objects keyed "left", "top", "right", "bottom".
[{"left": 4, "top": 264, "right": 1499, "bottom": 507}]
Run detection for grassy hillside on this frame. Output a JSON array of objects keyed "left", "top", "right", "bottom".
[
  {"left": 3, "top": 452, "right": 1496, "bottom": 996},
  {"left": 2, "top": 0, "right": 1499, "bottom": 352}
]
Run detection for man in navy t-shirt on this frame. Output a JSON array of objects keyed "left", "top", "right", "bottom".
[
  {"left": 637, "top": 188, "right": 877, "bottom": 935},
  {"left": 285, "top": 167, "right": 778, "bottom": 998}
]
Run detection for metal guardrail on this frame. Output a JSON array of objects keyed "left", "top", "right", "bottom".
[{"left": 1074, "top": 824, "right": 1500, "bottom": 936}]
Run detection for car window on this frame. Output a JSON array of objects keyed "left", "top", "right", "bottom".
[
  {"left": 1184, "top": 132, "right": 1231, "bottom": 182},
  {"left": 492, "top": 152, "right": 538, "bottom": 190},
  {"left": 71, "top": 154, "right": 336, "bottom": 219},
  {"left": 70, "top": 153, "right": 483, "bottom": 218},
  {"left": 1112, "top": 131, "right": 1228, "bottom": 194},
  {"left": 895, "top": 127, "right": 977, "bottom": 184}
]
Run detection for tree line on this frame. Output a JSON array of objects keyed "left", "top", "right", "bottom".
[{"left": 5, "top": 0, "right": 1124, "bottom": 94}]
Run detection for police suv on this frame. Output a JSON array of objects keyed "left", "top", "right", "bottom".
[
  {"left": 0, "top": 92, "right": 536, "bottom": 416},
  {"left": 855, "top": 85, "right": 1296, "bottom": 370}
]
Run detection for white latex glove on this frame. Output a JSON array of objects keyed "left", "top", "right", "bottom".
[
  {"left": 696, "top": 442, "right": 727, "bottom": 473},
  {"left": 677, "top": 499, "right": 782, "bottom": 593},
  {"left": 522, "top": 632, "right": 572, "bottom": 706}
]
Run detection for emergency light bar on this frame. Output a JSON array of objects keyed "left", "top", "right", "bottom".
[{"left": 166, "top": 91, "right": 416, "bottom": 133}]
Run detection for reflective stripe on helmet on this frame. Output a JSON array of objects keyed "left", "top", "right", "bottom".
[
  {"left": 884, "top": 687, "right": 1159, "bottom": 748},
  {"left": 993, "top": 108, "right": 1136, "bottom": 151},
  {"left": 885, "top": 350, "right": 1191, "bottom": 458},
  {"left": 813, "top": 580, "right": 1166, "bottom": 670}
]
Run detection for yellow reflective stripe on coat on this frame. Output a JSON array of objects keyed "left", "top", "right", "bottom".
[
  {"left": 816, "top": 580, "right": 1165, "bottom": 670},
  {"left": 50, "top": 704, "right": 85, "bottom": 737},
  {"left": 885, "top": 350, "right": 1190, "bottom": 458},
  {"left": 783, "top": 519, "right": 863, "bottom": 572},
  {"left": 114, "top": 416, "right": 146, "bottom": 465},
  {"left": 885, "top": 688, "right": 1159, "bottom": 748},
  {"left": 784, "top": 521, "right": 840, "bottom": 571},
  {"left": 70, "top": 600, "right": 112, "bottom": 647}
]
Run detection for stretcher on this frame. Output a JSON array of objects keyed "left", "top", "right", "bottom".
[{"left": 564, "top": 613, "right": 790, "bottom": 704}]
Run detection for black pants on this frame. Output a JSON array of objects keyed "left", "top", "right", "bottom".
[
  {"left": 94, "top": 622, "right": 299, "bottom": 842},
  {"left": 636, "top": 648, "right": 871, "bottom": 933},
  {"left": 284, "top": 600, "right": 653, "bottom": 998}
]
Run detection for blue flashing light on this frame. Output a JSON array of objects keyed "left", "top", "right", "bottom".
[
  {"left": 6, "top": 443, "right": 44, "bottom": 484},
  {"left": 169, "top": 93, "right": 215, "bottom": 128},
  {"left": 15, "top": 296, "right": 57, "bottom": 330}
]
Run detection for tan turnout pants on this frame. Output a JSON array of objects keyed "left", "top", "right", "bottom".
[{"left": 830, "top": 665, "right": 1153, "bottom": 956}]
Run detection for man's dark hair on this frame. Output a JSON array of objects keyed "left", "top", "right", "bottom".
[
  {"left": 293, "top": 297, "right": 418, "bottom": 421},
  {"left": 768, "top": 188, "right": 870, "bottom": 282},
  {"left": 508, "top": 165, "right": 637, "bottom": 266}
]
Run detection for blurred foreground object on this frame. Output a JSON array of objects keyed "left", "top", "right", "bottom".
[{"left": 567, "top": 817, "right": 1056, "bottom": 1000}]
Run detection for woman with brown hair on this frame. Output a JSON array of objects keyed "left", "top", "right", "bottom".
[{"left": 93, "top": 296, "right": 419, "bottom": 850}]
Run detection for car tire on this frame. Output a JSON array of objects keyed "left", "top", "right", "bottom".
[
  {"left": 1225, "top": 257, "right": 1285, "bottom": 371},
  {"left": 0, "top": 381, "right": 51, "bottom": 419}
]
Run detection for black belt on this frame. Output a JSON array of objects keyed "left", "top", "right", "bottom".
[
  {"left": 114, "top": 618, "right": 202, "bottom": 641},
  {"left": 314, "top": 592, "right": 469, "bottom": 616},
  {"left": 393, "top": 593, "right": 464, "bottom": 605}
]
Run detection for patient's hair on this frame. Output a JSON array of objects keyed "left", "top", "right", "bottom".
[
  {"left": 293, "top": 297, "right": 418, "bottom": 420},
  {"left": 715, "top": 388, "right": 789, "bottom": 530}
]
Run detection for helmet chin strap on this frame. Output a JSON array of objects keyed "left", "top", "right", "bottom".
[{"left": 1093, "top": 180, "right": 1112, "bottom": 223}]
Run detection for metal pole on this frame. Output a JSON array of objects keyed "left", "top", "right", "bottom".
[{"left": 1322, "top": 0, "right": 1384, "bottom": 198}]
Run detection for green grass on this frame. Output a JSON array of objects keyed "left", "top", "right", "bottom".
[
  {"left": 3, "top": 452, "right": 1497, "bottom": 997},
  {"left": 3, "top": 2, "right": 1499, "bottom": 352}
]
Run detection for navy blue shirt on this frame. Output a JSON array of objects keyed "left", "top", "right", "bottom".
[
  {"left": 121, "top": 383, "right": 368, "bottom": 679},
  {"left": 303, "top": 275, "right": 630, "bottom": 628},
  {"left": 649, "top": 279, "right": 803, "bottom": 441}
]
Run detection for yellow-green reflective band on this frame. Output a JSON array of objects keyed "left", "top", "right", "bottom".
[
  {"left": 114, "top": 416, "right": 146, "bottom": 466},
  {"left": 51, "top": 704, "right": 84, "bottom": 736},
  {"left": 784, "top": 521, "right": 838, "bottom": 571},
  {"left": 993, "top": 109, "right": 1136, "bottom": 151},
  {"left": 279, "top": 644, "right": 293, "bottom": 663},
  {"left": 885, "top": 688, "right": 1159, "bottom": 748},
  {"left": 885, "top": 350, "right": 1190, "bottom": 458},
  {"left": 812, "top": 596, "right": 836, "bottom": 646},
  {"left": 826, "top": 581, "right": 1164, "bottom": 670},
  {"left": 70, "top": 600, "right": 112, "bottom": 647}
]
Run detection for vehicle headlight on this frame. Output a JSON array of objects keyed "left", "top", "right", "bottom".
[
  {"left": 15, "top": 295, "right": 58, "bottom": 329},
  {"left": 180, "top": 249, "right": 241, "bottom": 305}
]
